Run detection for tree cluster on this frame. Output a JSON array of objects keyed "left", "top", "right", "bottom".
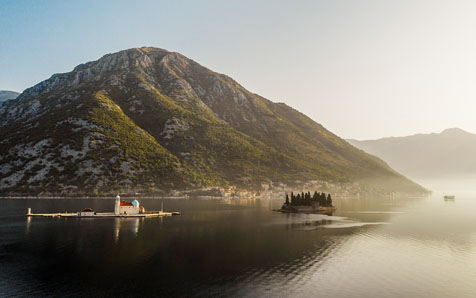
[{"left": 284, "top": 191, "right": 332, "bottom": 207}]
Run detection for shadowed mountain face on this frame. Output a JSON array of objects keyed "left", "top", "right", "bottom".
[
  {"left": 348, "top": 128, "right": 476, "bottom": 179},
  {"left": 0, "top": 47, "right": 424, "bottom": 195},
  {"left": 0, "top": 90, "right": 20, "bottom": 102}
]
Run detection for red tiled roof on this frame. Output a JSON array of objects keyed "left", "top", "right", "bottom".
[
  {"left": 81, "top": 208, "right": 94, "bottom": 212},
  {"left": 120, "top": 201, "right": 133, "bottom": 206}
]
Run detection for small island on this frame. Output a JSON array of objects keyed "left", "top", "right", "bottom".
[
  {"left": 26, "top": 195, "right": 180, "bottom": 218},
  {"left": 276, "top": 191, "right": 336, "bottom": 213}
]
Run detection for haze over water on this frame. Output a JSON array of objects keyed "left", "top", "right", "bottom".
[{"left": 2, "top": 180, "right": 476, "bottom": 298}]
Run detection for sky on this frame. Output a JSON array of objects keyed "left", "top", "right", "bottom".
[{"left": 1, "top": 0, "right": 476, "bottom": 140}]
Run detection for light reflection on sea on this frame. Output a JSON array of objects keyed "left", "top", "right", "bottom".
[{"left": 2, "top": 190, "right": 476, "bottom": 297}]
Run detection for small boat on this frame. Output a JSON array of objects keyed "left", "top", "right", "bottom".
[{"left": 444, "top": 195, "right": 455, "bottom": 200}]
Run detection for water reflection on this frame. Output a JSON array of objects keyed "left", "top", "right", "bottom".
[
  {"left": 25, "top": 216, "right": 31, "bottom": 237},
  {"left": 114, "top": 217, "right": 142, "bottom": 243}
]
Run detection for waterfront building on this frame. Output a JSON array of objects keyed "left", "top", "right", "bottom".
[
  {"left": 114, "top": 195, "right": 142, "bottom": 215},
  {"left": 78, "top": 208, "right": 95, "bottom": 216}
]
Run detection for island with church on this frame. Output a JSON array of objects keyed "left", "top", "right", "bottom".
[
  {"left": 276, "top": 191, "right": 336, "bottom": 213},
  {"left": 26, "top": 195, "right": 180, "bottom": 218}
]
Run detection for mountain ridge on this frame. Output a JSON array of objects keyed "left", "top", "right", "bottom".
[
  {"left": 0, "top": 47, "right": 425, "bottom": 195},
  {"left": 347, "top": 128, "right": 476, "bottom": 179},
  {"left": 0, "top": 90, "right": 20, "bottom": 103}
]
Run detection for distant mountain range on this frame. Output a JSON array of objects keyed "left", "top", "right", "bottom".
[
  {"left": 348, "top": 128, "right": 476, "bottom": 179},
  {"left": 0, "top": 90, "right": 20, "bottom": 102},
  {"left": 0, "top": 47, "right": 425, "bottom": 195}
]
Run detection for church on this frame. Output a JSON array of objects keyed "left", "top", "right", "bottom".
[{"left": 114, "top": 195, "right": 144, "bottom": 215}]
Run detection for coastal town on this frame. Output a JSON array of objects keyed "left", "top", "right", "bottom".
[{"left": 173, "top": 179, "right": 420, "bottom": 200}]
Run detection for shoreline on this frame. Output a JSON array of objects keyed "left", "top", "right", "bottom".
[
  {"left": 0, "top": 195, "right": 259, "bottom": 200},
  {"left": 0, "top": 196, "right": 196, "bottom": 200}
]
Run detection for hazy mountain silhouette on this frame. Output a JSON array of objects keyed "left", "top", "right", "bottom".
[
  {"left": 0, "top": 90, "right": 20, "bottom": 102},
  {"left": 348, "top": 128, "right": 476, "bottom": 179}
]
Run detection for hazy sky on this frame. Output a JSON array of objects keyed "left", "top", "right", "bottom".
[{"left": 2, "top": 0, "right": 476, "bottom": 139}]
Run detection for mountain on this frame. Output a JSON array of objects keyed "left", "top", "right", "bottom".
[
  {"left": 0, "top": 90, "right": 20, "bottom": 102},
  {"left": 348, "top": 128, "right": 476, "bottom": 179},
  {"left": 0, "top": 47, "right": 425, "bottom": 195}
]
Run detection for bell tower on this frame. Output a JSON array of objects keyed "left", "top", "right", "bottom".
[{"left": 114, "top": 194, "right": 121, "bottom": 215}]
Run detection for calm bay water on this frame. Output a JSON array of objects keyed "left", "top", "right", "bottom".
[{"left": 2, "top": 190, "right": 476, "bottom": 297}]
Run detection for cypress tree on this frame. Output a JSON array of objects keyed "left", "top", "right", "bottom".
[
  {"left": 313, "top": 191, "right": 319, "bottom": 201},
  {"left": 320, "top": 193, "right": 326, "bottom": 205},
  {"left": 285, "top": 194, "right": 290, "bottom": 204},
  {"left": 327, "top": 194, "right": 332, "bottom": 206}
]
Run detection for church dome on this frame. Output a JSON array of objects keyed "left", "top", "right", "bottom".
[{"left": 131, "top": 199, "right": 140, "bottom": 208}]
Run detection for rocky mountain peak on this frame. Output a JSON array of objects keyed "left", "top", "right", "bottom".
[
  {"left": 74, "top": 47, "right": 171, "bottom": 72},
  {"left": 16, "top": 46, "right": 243, "bottom": 111},
  {"left": 19, "top": 47, "right": 175, "bottom": 99}
]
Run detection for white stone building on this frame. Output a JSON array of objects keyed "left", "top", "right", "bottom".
[{"left": 114, "top": 195, "right": 142, "bottom": 215}]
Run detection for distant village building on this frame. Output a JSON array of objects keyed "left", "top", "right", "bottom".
[
  {"left": 237, "top": 190, "right": 248, "bottom": 197},
  {"left": 261, "top": 183, "right": 271, "bottom": 191}
]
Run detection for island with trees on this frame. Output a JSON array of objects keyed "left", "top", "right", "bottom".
[{"left": 277, "top": 191, "right": 336, "bottom": 213}]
